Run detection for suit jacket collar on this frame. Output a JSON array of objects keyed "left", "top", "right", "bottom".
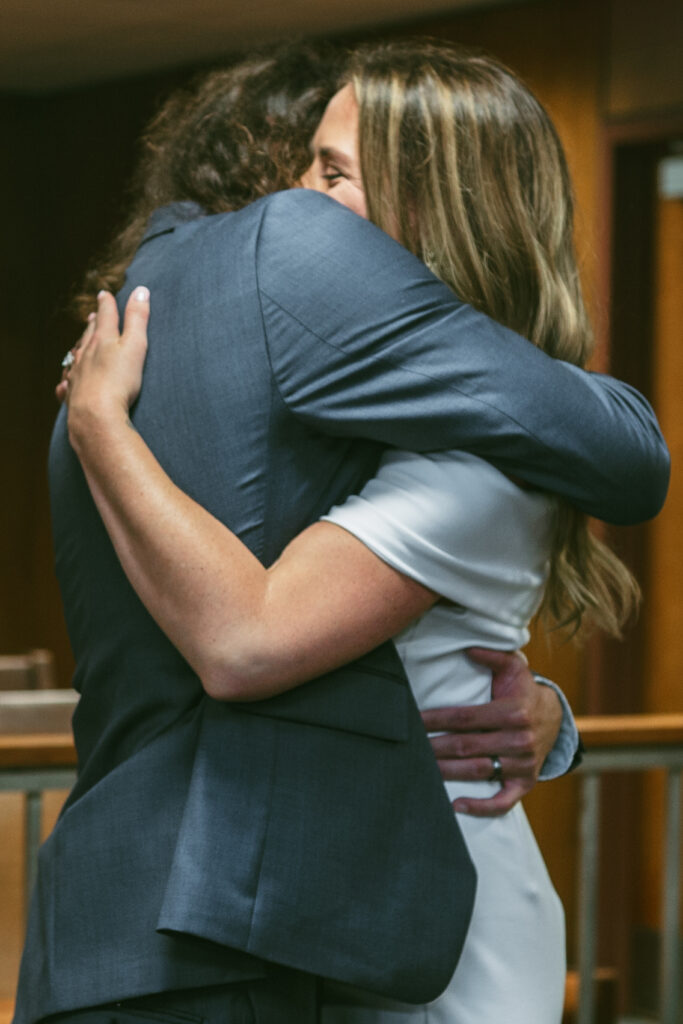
[{"left": 140, "top": 201, "right": 206, "bottom": 247}]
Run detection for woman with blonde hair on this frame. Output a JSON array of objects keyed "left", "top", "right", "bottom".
[{"left": 62, "top": 42, "right": 639, "bottom": 1023}]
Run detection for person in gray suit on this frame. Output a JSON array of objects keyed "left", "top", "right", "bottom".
[{"left": 18, "top": 43, "right": 667, "bottom": 1024}]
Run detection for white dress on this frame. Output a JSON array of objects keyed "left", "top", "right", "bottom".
[{"left": 319, "top": 450, "right": 566, "bottom": 1024}]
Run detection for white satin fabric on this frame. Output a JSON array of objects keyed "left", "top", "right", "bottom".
[{"left": 320, "top": 450, "right": 565, "bottom": 1023}]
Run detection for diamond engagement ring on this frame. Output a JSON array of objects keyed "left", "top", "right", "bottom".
[
  {"left": 489, "top": 755, "right": 503, "bottom": 784},
  {"left": 61, "top": 351, "right": 75, "bottom": 370}
]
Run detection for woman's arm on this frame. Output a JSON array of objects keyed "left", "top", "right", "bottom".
[
  {"left": 61, "top": 289, "right": 566, "bottom": 814},
  {"left": 65, "top": 292, "right": 438, "bottom": 701}
]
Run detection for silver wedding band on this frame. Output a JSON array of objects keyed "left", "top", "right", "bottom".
[
  {"left": 489, "top": 755, "right": 503, "bottom": 784},
  {"left": 61, "top": 350, "right": 75, "bottom": 370}
]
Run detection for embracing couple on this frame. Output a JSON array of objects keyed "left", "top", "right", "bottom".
[{"left": 16, "top": 39, "right": 667, "bottom": 1024}]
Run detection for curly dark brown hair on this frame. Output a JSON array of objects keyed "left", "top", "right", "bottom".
[{"left": 75, "top": 42, "right": 341, "bottom": 317}]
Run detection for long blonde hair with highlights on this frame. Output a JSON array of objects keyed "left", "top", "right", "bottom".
[{"left": 348, "top": 41, "right": 639, "bottom": 637}]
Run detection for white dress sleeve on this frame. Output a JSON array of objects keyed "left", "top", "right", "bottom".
[
  {"left": 321, "top": 449, "right": 579, "bottom": 779},
  {"left": 322, "top": 449, "right": 554, "bottom": 627}
]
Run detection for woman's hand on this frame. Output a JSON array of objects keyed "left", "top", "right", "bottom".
[{"left": 59, "top": 288, "right": 150, "bottom": 450}]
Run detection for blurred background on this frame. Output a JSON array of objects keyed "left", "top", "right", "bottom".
[{"left": 0, "top": 0, "right": 681, "bottom": 1019}]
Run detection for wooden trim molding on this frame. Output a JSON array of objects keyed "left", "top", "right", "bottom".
[
  {"left": 0, "top": 733, "right": 76, "bottom": 768},
  {"left": 577, "top": 713, "right": 683, "bottom": 747}
]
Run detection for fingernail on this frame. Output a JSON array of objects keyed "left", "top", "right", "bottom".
[
  {"left": 87, "top": 312, "right": 96, "bottom": 322},
  {"left": 134, "top": 286, "right": 149, "bottom": 302},
  {"left": 97, "top": 290, "right": 106, "bottom": 299}
]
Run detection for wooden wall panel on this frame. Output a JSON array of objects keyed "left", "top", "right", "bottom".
[
  {"left": 0, "top": 71, "right": 188, "bottom": 687},
  {"left": 0, "top": 795, "right": 24, "bottom": 998},
  {"left": 639, "top": 193, "right": 683, "bottom": 932},
  {"left": 607, "top": 0, "right": 683, "bottom": 118},
  {"left": 0, "top": 97, "right": 53, "bottom": 666}
]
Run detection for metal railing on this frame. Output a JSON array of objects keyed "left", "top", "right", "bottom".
[
  {"left": 0, "top": 732, "right": 77, "bottom": 918},
  {"left": 574, "top": 714, "right": 683, "bottom": 1024}
]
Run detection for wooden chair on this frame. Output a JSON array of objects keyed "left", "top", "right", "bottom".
[{"left": 0, "top": 650, "right": 56, "bottom": 691}]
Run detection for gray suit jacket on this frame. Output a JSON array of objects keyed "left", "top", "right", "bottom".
[{"left": 14, "top": 191, "right": 668, "bottom": 1022}]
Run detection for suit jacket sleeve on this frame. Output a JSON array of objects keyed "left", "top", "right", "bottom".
[{"left": 255, "top": 189, "right": 669, "bottom": 525}]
